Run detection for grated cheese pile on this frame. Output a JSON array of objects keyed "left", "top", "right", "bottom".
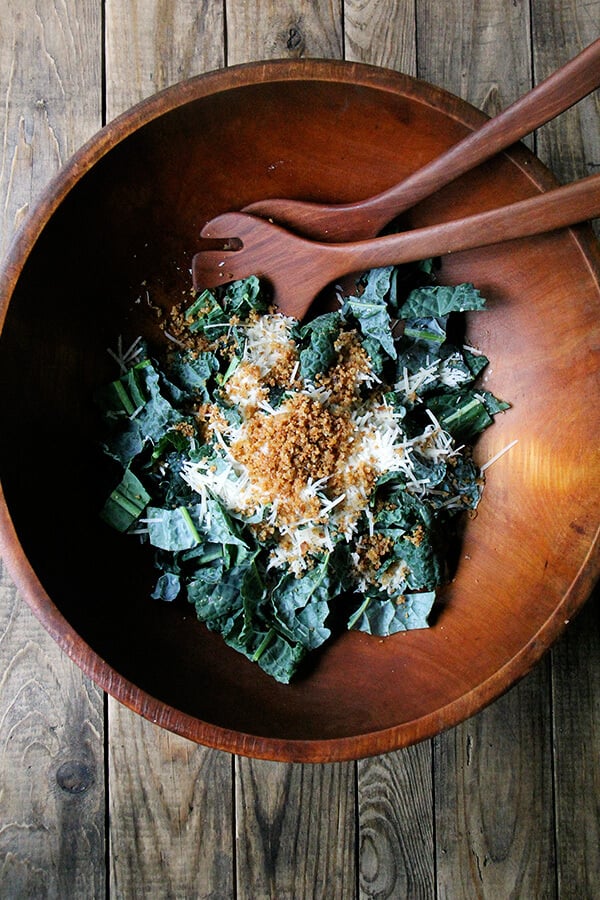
[{"left": 179, "top": 313, "right": 461, "bottom": 579}]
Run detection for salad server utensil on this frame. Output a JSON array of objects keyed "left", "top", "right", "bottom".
[
  {"left": 193, "top": 172, "right": 600, "bottom": 320},
  {"left": 232, "top": 38, "right": 600, "bottom": 242}
]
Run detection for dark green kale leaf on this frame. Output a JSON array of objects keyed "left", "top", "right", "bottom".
[
  {"left": 357, "top": 265, "right": 394, "bottom": 303},
  {"left": 389, "top": 530, "right": 444, "bottom": 591},
  {"left": 94, "top": 363, "right": 147, "bottom": 417},
  {"left": 99, "top": 468, "right": 150, "bottom": 532},
  {"left": 399, "top": 282, "right": 486, "bottom": 319},
  {"left": 147, "top": 493, "right": 252, "bottom": 555},
  {"left": 371, "top": 493, "right": 443, "bottom": 591},
  {"left": 201, "top": 495, "right": 251, "bottom": 550},
  {"left": 436, "top": 349, "right": 480, "bottom": 387},
  {"left": 151, "top": 571, "right": 181, "bottom": 602},
  {"left": 212, "top": 397, "right": 243, "bottom": 430},
  {"left": 271, "top": 555, "right": 333, "bottom": 651},
  {"left": 427, "top": 389, "right": 508, "bottom": 443},
  {"left": 168, "top": 350, "right": 219, "bottom": 401},
  {"left": 185, "top": 289, "right": 230, "bottom": 336},
  {"left": 343, "top": 267, "right": 397, "bottom": 360},
  {"left": 425, "top": 455, "right": 484, "bottom": 512},
  {"left": 395, "top": 340, "right": 486, "bottom": 406},
  {"left": 98, "top": 360, "right": 184, "bottom": 467},
  {"left": 249, "top": 633, "right": 307, "bottom": 684},
  {"left": 216, "top": 353, "right": 242, "bottom": 387},
  {"left": 237, "top": 559, "right": 309, "bottom": 683},
  {"left": 478, "top": 390, "right": 511, "bottom": 416},
  {"left": 135, "top": 368, "right": 188, "bottom": 445},
  {"left": 297, "top": 311, "right": 341, "bottom": 381},
  {"left": 150, "top": 450, "right": 198, "bottom": 508},
  {"left": 402, "top": 315, "right": 448, "bottom": 347},
  {"left": 409, "top": 454, "right": 447, "bottom": 488},
  {"left": 188, "top": 557, "right": 244, "bottom": 624},
  {"left": 462, "top": 348, "right": 489, "bottom": 380},
  {"left": 348, "top": 590, "right": 436, "bottom": 635},
  {"left": 188, "top": 556, "right": 307, "bottom": 683},
  {"left": 220, "top": 276, "right": 267, "bottom": 316},
  {"left": 374, "top": 490, "right": 434, "bottom": 533},
  {"left": 146, "top": 505, "right": 202, "bottom": 551},
  {"left": 395, "top": 339, "right": 440, "bottom": 406}
]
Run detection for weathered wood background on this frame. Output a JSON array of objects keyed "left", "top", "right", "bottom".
[{"left": 0, "top": 1, "right": 598, "bottom": 897}]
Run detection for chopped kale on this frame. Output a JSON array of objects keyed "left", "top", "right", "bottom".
[
  {"left": 297, "top": 311, "right": 341, "bottom": 381},
  {"left": 97, "top": 269, "right": 511, "bottom": 684}
]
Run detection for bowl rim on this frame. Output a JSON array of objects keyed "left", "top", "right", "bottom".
[{"left": 1, "top": 58, "right": 599, "bottom": 763}]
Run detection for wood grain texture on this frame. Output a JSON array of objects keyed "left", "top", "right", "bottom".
[
  {"left": 551, "top": 590, "right": 600, "bottom": 897},
  {"left": 105, "top": 0, "right": 225, "bottom": 118},
  {"left": 344, "top": 0, "right": 417, "bottom": 73},
  {"left": 108, "top": 704, "right": 234, "bottom": 898},
  {"left": 0, "top": 2, "right": 105, "bottom": 895},
  {"left": 103, "top": 6, "right": 235, "bottom": 897},
  {"left": 435, "top": 663, "right": 556, "bottom": 899},
  {"left": 0, "top": 0, "right": 102, "bottom": 254},
  {"left": 416, "top": 8, "right": 556, "bottom": 898},
  {"left": 416, "top": 0, "right": 532, "bottom": 129},
  {"left": 225, "top": 0, "right": 343, "bottom": 64},
  {"left": 531, "top": 10, "right": 600, "bottom": 895},
  {"left": 531, "top": 0, "right": 600, "bottom": 190},
  {"left": 358, "top": 743, "right": 434, "bottom": 899},
  {"left": 235, "top": 758, "right": 356, "bottom": 899},
  {"left": 0, "top": 563, "right": 105, "bottom": 897}
]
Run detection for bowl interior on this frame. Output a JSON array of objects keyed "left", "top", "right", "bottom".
[{"left": 0, "top": 63, "right": 598, "bottom": 760}]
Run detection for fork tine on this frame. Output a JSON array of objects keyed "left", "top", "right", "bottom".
[
  {"left": 194, "top": 212, "right": 280, "bottom": 292},
  {"left": 192, "top": 213, "right": 250, "bottom": 290},
  {"left": 199, "top": 213, "right": 246, "bottom": 241},
  {"left": 192, "top": 247, "right": 255, "bottom": 291},
  {"left": 194, "top": 236, "right": 243, "bottom": 252},
  {"left": 192, "top": 211, "right": 340, "bottom": 317}
]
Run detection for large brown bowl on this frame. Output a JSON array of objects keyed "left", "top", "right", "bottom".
[{"left": 0, "top": 60, "right": 598, "bottom": 763}]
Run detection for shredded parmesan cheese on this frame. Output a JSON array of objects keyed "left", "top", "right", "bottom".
[{"left": 172, "top": 306, "right": 501, "bottom": 577}]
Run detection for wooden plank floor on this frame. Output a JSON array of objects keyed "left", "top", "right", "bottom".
[{"left": 0, "top": 2, "right": 598, "bottom": 897}]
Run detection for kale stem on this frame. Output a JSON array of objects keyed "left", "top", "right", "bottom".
[
  {"left": 347, "top": 596, "right": 371, "bottom": 630},
  {"left": 252, "top": 629, "right": 275, "bottom": 662},
  {"left": 180, "top": 506, "right": 202, "bottom": 545}
]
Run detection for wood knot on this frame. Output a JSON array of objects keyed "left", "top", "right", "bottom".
[
  {"left": 56, "top": 760, "right": 94, "bottom": 794},
  {"left": 480, "top": 84, "right": 504, "bottom": 118},
  {"left": 286, "top": 25, "right": 304, "bottom": 53}
]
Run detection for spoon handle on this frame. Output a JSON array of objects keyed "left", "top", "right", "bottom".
[
  {"left": 245, "top": 39, "right": 600, "bottom": 240},
  {"left": 335, "top": 173, "right": 600, "bottom": 275},
  {"left": 361, "top": 39, "right": 600, "bottom": 224}
]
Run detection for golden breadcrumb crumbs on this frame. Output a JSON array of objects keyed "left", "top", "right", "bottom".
[
  {"left": 355, "top": 533, "right": 394, "bottom": 574},
  {"left": 231, "top": 394, "right": 353, "bottom": 526},
  {"left": 404, "top": 524, "right": 425, "bottom": 546},
  {"left": 263, "top": 344, "right": 299, "bottom": 389},
  {"left": 172, "top": 421, "right": 196, "bottom": 438},
  {"left": 316, "top": 330, "right": 372, "bottom": 407}
]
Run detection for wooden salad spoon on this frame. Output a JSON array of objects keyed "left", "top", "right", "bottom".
[
  {"left": 193, "top": 172, "right": 600, "bottom": 321},
  {"left": 232, "top": 38, "right": 600, "bottom": 242}
]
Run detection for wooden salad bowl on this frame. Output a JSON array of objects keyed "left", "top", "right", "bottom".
[{"left": 0, "top": 61, "right": 598, "bottom": 763}]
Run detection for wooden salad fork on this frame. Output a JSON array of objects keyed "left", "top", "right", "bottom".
[
  {"left": 193, "top": 172, "right": 600, "bottom": 321},
  {"left": 216, "top": 38, "right": 600, "bottom": 243}
]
